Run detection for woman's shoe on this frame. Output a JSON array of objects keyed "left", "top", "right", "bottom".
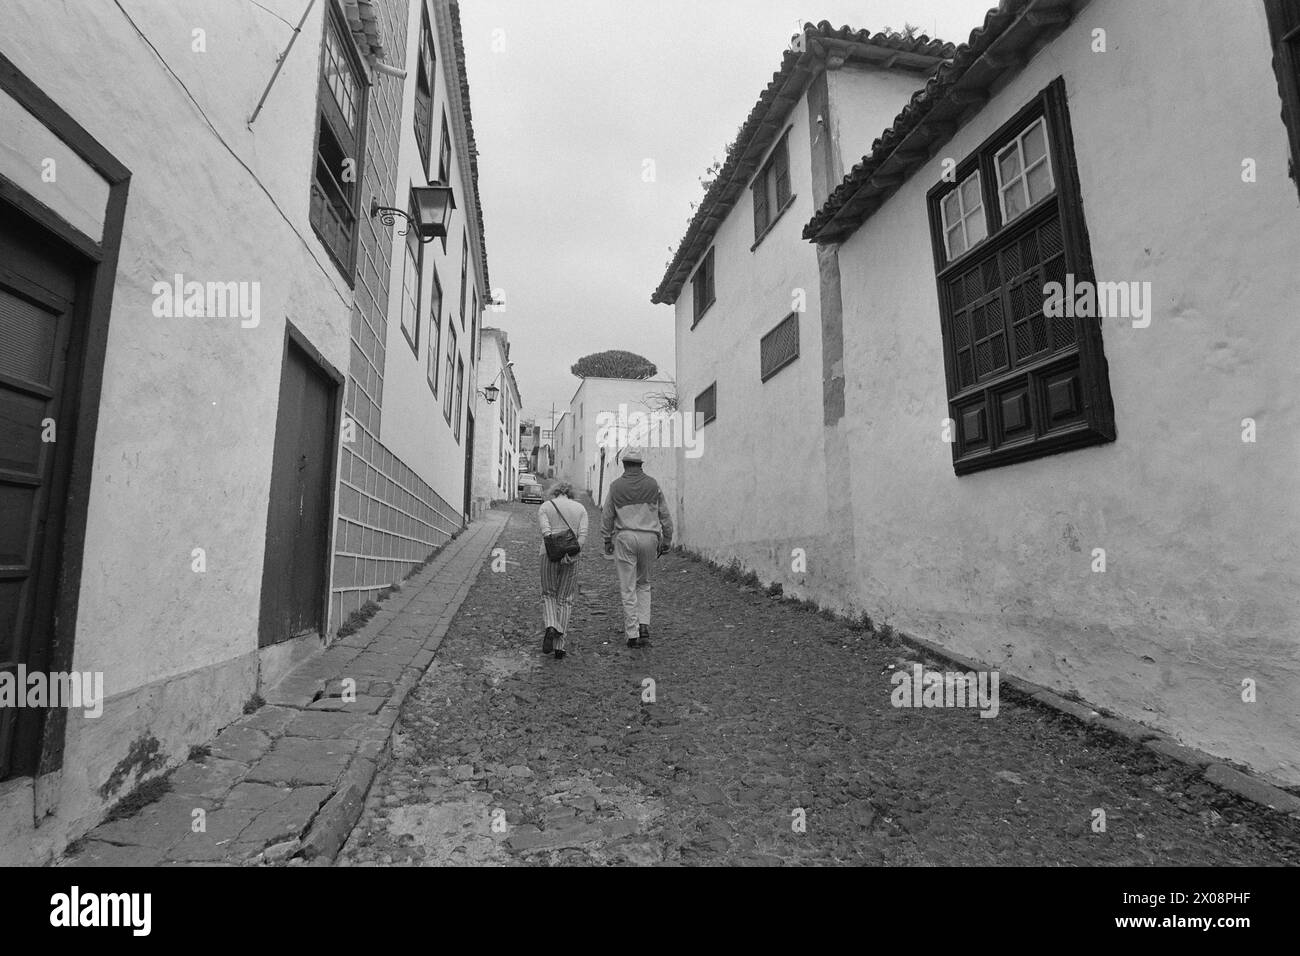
[{"left": 542, "top": 627, "right": 555, "bottom": 654}]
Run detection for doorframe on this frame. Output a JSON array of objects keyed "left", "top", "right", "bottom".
[
  {"left": 0, "top": 53, "right": 131, "bottom": 784},
  {"left": 279, "top": 319, "right": 345, "bottom": 642}
]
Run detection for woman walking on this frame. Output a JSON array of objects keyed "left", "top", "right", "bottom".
[{"left": 538, "top": 482, "right": 588, "bottom": 660}]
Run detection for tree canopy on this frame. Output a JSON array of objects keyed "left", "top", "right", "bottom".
[{"left": 570, "top": 350, "right": 658, "bottom": 380}]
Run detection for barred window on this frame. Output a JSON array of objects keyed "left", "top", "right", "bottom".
[
  {"left": 694, "top": 382, "right": 716, "bottom": 427},
  {"left": 927, "top": 79, "right": 1115, "bottom": 475},
  {"left": 759, "top": 312, "right": 799, "bottom": 382}
]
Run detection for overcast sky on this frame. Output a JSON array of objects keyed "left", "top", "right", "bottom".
[{"left": 459, "top": 0, "right": 995, "bottom": 427}]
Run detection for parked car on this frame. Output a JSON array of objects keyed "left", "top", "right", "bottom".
[
  {"left": 517, "top": 473, "right": 537, "bottom": 493},
  {"left": 519, "top": 483, "right": 545, "bottom": 504}
]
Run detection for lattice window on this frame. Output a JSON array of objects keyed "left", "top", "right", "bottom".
[
  {"left": 759, "top": 312, "right": 799, "bottom": 382},
  {"left": 927, "top": 80, "right": 1114, "bottom": 474}
]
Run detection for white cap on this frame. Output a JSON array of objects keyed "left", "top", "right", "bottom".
[{"left": 621, "top": 446, "right": 645, "bottom": 464}]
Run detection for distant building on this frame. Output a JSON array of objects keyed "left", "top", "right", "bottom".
[
  {"left": 471, "top": 327, "right": 521, "bottom": 510},
  {"left": 553, "top": 376, "right": 679, "bottom": 509}
]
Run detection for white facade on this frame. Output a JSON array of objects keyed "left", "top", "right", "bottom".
[
  {"left": 663, "top": 37, "right": 944, "bottom": 595},
  {"left": 553, "top": 376, "right": 679, "bottom": 509},
  {"left": 0, "top": 0, "right": 491, "bottom": 862},
  {"left": 471, "top": 328, "right": 521, "bottom": 509},
  {"left": 658, "top": 3, "right": 1300, "bottom": 783}
]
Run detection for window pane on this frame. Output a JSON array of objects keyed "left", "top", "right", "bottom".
[
  {"left": 997, "top": 144, "right": 1021, "bottom": 187},
  {"left": 1026, "top": 160, "right": 1054, "bottom": 204},
  {"left": 960, "top": 173, "right": 982, "bottom": 212},
  {"left": 942, "top": 191, "right": 961, "bottom": 229},
  {"left": 965, "top": 209, "right": 988, "bottom": 246},
  {"left": 1022, "top": 120, "right": 1047, "bottom": 165},
  {"left": 1003, "top": 183, "right": 1025, "bottom": 221},
  {"left": 946, "top": 225, "right": 966, "bottom": 258}
]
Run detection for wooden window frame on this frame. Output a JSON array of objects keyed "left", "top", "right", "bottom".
[
  {"left": 398, "top": 194, "right": 422, "bottom": 356},
  {"left": 309, "top": 1, "right": 369, "bottom": 283},
  {"left": 759, "top": 312, "right": 800, "bottom": 383},
  {"left": 458, "top": 229, "right": 468, "bottom": 327},
  {"left": 438, "top": 111, "right": 452, "bottom": 185},
  {"left": 993, "top": 116, "right": 1056, "bottom": 226},
  {"left": 694, "top": 382, "right": 717, "bottom": 427},
  {"left": 1266, "top": 0, "right": 1300, "bottom": 200},
  {"left": 443, "top": 324, "right": 457, "bottom": 423},
  {"left": 926, "top": 78, "right": 1115, "bottom": 476},
  {"left": 940, "top": 170, "right": 988, "bottom": 261},
  {"left": 691, "top": 247, "right": 715, "bottom": 327},
  {"left": 751, "top": 129, "right": 795, "bottom": 248},
  {"left": 453, "top": 356, "right": 465, "bottom": 442},
  {"left": 413, "top": 9, "right": 436, "bottom": 175},
  {"left": 427, "top": 266, "right": 442, "bottom": 395}
]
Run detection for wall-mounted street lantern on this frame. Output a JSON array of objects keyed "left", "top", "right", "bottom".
[
  {"left": 477, "top": 362, "right": 513, "bottom": 404},
  {"left": 370, "top": 183, "right": 455, "bottom": 243}
]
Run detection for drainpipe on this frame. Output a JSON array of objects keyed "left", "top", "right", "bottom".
[
  {"left": 370, "top": 59, "right": 407, "bottom": 79},
  {"left": 247, "top": 0, "right": 318, "bottom": 127}
]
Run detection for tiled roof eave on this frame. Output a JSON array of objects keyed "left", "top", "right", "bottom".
[
  {"left": 804, "top": 0, "right": 1082, "bottom": 244},
  {"left": 651, "top": 22, "right": 958, "bottom": 306}
]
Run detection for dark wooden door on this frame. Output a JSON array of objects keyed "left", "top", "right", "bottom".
[
  {"left": 258, "top": 337, "right": 336, "bottom": 647},
  {"left": 463, "top": 411, "right": 474, "bottom": 519},
  {"left": 0, "top": 205, "right": 83, "bottom": 781}
]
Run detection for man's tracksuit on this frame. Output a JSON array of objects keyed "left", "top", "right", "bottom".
[{"left": 601, "top": 469, "right": 673, "bottom": 643}]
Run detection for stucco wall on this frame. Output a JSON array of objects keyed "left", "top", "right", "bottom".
[
  {"left": 672, "top": 93, "right": 830, "bottom": 584},
  {"left": 378, "top": 0, "right": 484, "bottom": 507},
  {"left": 2, "top": 0, "right": 361, "bottom": 857},
  {"left": 832, "top": 0, "right": 1300, "bottom": 781},
  {"left": 826, "top": 64, "right": 936, "bottom": 185}
]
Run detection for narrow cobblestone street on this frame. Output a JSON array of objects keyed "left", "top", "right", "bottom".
[{"left": 339, "top": 502, "right": 1300, "bottom": 866}]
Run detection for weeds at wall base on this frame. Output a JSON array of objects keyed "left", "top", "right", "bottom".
[
  {"left": 672, "top": 544, "right": 899, "bottom": 645},
  {"left": 102, "top": 776, "right": 172, "bottom": 824}
]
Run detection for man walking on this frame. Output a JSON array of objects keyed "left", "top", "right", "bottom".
[{"left": 602, "top": 447, "right": 673, "bottom": 648}]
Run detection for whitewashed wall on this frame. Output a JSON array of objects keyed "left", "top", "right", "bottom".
[
  {"left": 1, "top": 0, "right": 357, "bottom": 861},
  {"left": 832, "top": 0, "right": 1300, "bottom": 781}
]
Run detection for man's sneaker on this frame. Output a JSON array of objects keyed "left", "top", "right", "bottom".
[
  {"left": 542, "top": 627, "right": 555, "bottom": 654},
  {"left": 637, "top": 624, "right": 651, "bottom": 647},
  {"left": 627, "top": 636, "right": 638, "bottom": 649}
]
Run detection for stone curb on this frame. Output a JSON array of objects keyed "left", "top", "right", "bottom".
[
  {"left": 288, "top": 512, "right": 508, "bottom": 865},
  {"left": 58, "top": 511, "right": 508, "bottom": 868},
  {"left": 885, "top": 632, "right": 1300, "bottom": 819}
]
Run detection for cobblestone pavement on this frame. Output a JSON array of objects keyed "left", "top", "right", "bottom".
[
  {"left": 60, "top": 512, "right": 506, "bottom": 867},
  {"left": 339, "top": 502, "right": 1300, "bottom": 867}
]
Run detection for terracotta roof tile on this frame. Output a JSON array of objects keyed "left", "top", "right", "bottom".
[{"left": 803, "top": 0, "right": 1080, "bottom": 243}]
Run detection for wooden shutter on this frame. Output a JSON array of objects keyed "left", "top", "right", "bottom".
[
  {"left": 752, "top": 174, "right": 769, "bottom": 237},
  {"left": 774, "top": 136, "right": 791, "bottom": 208}
]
